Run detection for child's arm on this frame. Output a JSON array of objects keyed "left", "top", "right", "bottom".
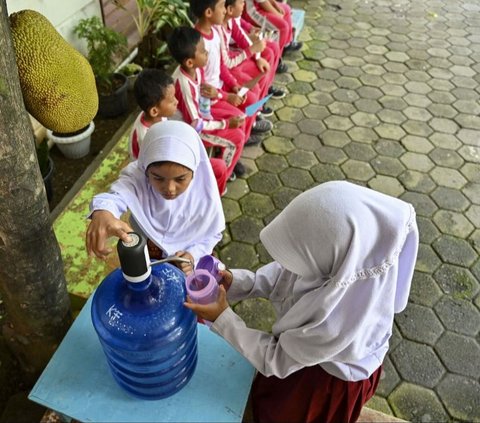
[{"left": 86, "top": 209, "right": 133, "bottom": 259}]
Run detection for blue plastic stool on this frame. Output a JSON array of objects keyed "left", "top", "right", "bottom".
[{"left": 29, "top": 295, "right": 255, "bottom": 422}]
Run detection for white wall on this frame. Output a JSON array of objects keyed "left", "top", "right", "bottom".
[{"left": 6, "top": 0, "right": 103, "bottom": 54}]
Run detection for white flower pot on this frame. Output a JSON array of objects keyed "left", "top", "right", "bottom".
[{"left": 47, "top": 122, "right": 95, "bottom": 159}]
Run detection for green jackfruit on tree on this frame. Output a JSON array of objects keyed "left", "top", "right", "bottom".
[{"left": 9, "top": 9, "right": 98, "bottom": 134}]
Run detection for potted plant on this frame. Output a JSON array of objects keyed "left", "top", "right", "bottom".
[
  {"left": 9, "top": 10, "right": 98, "bottom": 159},
  {"left": 111, "top": 0, "right": 192, "bottom": 69},
  {"left": 74, "top": 16, "right": 129, "bottom": 118},
  {"left": 119, "top": 62, "right": 143, "bottom": 90}
]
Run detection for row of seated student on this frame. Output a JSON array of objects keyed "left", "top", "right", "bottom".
[{"left": 129, "top": 0, "right": 302, "bottom": 196}]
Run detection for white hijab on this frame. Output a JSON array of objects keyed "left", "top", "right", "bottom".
[
  {"left": 260, "top": 181, "right": 418, "bottom": 371},
  {"left": 111, "top": 121, "right": 225, "bottom": 259}
]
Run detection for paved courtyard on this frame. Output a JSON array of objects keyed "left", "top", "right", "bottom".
[
  {"left": 217, "top": 0, "right": 480, "bottom": 421},
  {"left": 53, "top": 0, "right": 480, "bottom": 421}
]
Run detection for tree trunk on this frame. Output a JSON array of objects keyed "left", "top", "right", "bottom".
[{"left": 0, "top": 0, "right": 72, "bottom": 385}]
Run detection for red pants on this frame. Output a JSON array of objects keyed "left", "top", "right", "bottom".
[
  {"left": 209, "top": 157, "right": 228, "bottom": 196},
  {"left": 252, "top": 365, "right": 382, "bottom": 423}
]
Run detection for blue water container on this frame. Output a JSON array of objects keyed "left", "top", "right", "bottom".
[{"left": 91, "top": 233, "right": 198, "bottom": 400}]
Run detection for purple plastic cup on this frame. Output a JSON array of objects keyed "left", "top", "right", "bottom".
[
  {"left": 196, "top": 255, "right": 226, "bottom": 283},
  {"left": 185, "top": 269, "right": 219, "bottom": 305}
]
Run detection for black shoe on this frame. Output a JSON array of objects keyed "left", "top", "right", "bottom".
[
  {"left": 245, "top": 134, "right": 262, "bottom": 146},
  {"left": 259, "top": 105, "right": 274, "bottom": 117},
  {"left": 252, "top": 118, "right": 273, "bottom": 134},
  {"left": 283, "top": 41, "right": 303, "bottom": 54},
  {"left": 233, "top": 161, "right": 246, "bottom": 177},
  {"left": 268, "top": 86, "right": 287, "bottom": 99},
  {"left": 228, "top": 172, "right": 236, "bottom": 182},
  {"left": 276, "top": 61, "right": 288, "bottom": 74}
]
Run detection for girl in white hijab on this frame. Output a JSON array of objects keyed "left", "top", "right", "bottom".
[
  {"left": 86, "top": 121, "right": 225, "bottom": 274},
  {"left": 185, "top": 181, "right": 419, "bottom": 422}
]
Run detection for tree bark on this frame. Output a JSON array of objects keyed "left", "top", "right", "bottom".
[{"left": 0, "top": 0, "right": 71, "bottom": 384}]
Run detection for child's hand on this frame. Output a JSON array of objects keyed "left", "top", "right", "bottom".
[
  {"left": 256, "top": 58, "right": 270, "bottom": 73},
  {"left": 174, "top": 250, "right": 194, "bottom": 275},
  {"left": 218, "top": 269, "right": 233, "bottom": 291},
  {"left": 249, "top": 27, "right": 261, "bottom": 41},
  {"left": 228, "top": 116, "right": 245, "bottom": 128},
  {"left": 86, "top": 210, "right": 133, "bottom": 259},
  {"left": 227, "top": 93, "right": 243, "bottom": 107},
  {"left": 249, "top": 39, "right": 266, "bottom": 54},
  {"left": 184, "top": 285, "right": 229, "bottom": 322},
  {"left": 200, "top": 83, "right": 218, "bottom": 99}
]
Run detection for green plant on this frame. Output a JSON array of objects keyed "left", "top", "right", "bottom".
[
  {"left": 119, "top": 62, "right": 143, "bottom": 76},
  {"left": 73, "top": 16, "right": 128, "bottom": 94},
  {"left": 111, "top": 0, "right": 192, "bottom": 68}
]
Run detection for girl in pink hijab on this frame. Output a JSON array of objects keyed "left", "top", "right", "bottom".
[{"left": 186, "top": 181, "right": 419, "bottom": 422}]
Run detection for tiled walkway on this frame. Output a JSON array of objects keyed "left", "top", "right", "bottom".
[{"left": 54, "top": 0, "right": 480, "bottom": 421}]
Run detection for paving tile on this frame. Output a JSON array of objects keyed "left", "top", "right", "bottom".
[
  {"left": 430, "top": 186, "right": 470, "bottom": 212},
  {"left": 223, "top": 178, "right": 249, "bottom": 200},
  {"left": 302, "top": 104, "right": 330, "bottom": 120},
  {"left": 430, "top": 167, "right": 467, "bottom": 189},
  {"left": 437, "top": 375, "right": 480, "bottom": 422},
  {"left": 368, "top": 176, "right": 404, "bottom": 197},
  {"left": 286, "top": 149, "right": 318, "bottom": 169},
  {"left": 466, "top": 204, "right": 480, "bottom": 228},
  {"left": 415, "top": 243, "right": 441, "bottom": 273},
  {"left": 248, "top": 171, "right": 282, "bottom": 194},
  {"left": 435, "top": 332, "right": 480, "bottom": 378},
  {"left": 271, "top": 186, "right": 302, "bottom": 210},
  {"left": 395, "top": 303, "right": 444, "bottom": 345},
  {"left": 275, "top": 106, "right": 305, "bottom": 123},
  {"left": 433, "top": 264, "right": 480, "bottom": 300},
  {"left": 229, "top": 215, "right": 264, "bottom": 244},
  {"left": 376, "top": 356, "right": 400, "bottom": 397},
  {"left": 341, "top": 159, "right": 375, "bottom": 181},
  {"left": 458, "top": 145, "right": 480, "bottom": 163},
  {"left": 239, "top": 193, "right": 275, "bottom": 219},
  {"left": 401, "top": 191, "right": 438, "bottom": 217},
  {"left": 263, "top": 136, "right": 295, "bottom": 155},
  {"left": 219, "top": 241, "right": 259, "bottom": 269},
  {"left": 320, "top": 129, "right": 351, "bottom": 147},
  {"left": 390, "top": 340, "right": 445, "bottom": 388},
  {"left": 221, "top": 198, "right": 242, "bottom": 223},
  {"left": 400, "top": 135, "right": 434, "bottom": 154},
  {"left": 279, "top": 167, "right": 314, "bottom": 190},
  {"left": 310, "top": 163, "right": 345, "bottom": 184},
  {"left": 429, "top": 132, "right": 462, "bottom": 149},
  {"left": 297, "top": 119, "right": 326, "bottom": 136},
  {"left": 373, "top": 139, "right": 406, "bottom": 157},
  {"left": 255, "top": 154, "right": 289, "bottom": 173},
  {"left": 434, "top": 296, "right": 480, "bottom": 336},
  {"left": 409, "top": 271, "right": 443, "bottom": 307},
  {"left": 400, "top": 152, "right": 435, "bottom": 172},
  {"left": 433, "top": 235, "right": 477, "bottom": 267},
  {"left": 401, "top": 120, "right": 434, "bottom": 137},
  {"left": 433, "top": 210, "right": 474, "bottom": 238},
  {"left": 282, "top": 94, "right": 310, "bottom": 110}
]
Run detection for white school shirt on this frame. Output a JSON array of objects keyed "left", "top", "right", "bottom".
[
  {"left": 212, "top": 181, "right": 419, "bottom": 381},
  {"left": 201, "top": 26, "right": 223, "bottom": 89}
]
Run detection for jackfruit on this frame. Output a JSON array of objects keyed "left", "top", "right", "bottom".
[{"left": 9, "top": 10, "right": 98, "bottom": 134}]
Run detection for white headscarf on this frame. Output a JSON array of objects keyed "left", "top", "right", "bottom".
[
  {"left": 260, "top": 181, "right": 418, "bottom": 373},
  {"left": 111, "top": 121, "right": 225, "bottom": 260}
]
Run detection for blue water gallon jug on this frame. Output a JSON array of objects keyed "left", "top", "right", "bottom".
[{"left": 91, "top": 232, "right": 198, "bottom": 400}]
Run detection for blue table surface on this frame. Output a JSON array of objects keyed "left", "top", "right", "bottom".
[{"left": 29, "top": 296, "right": 255, "bottom": 422}]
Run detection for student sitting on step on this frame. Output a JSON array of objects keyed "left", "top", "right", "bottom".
[
  {"left": 168, "top": 26, "right": 247, "bottom": 185},
  {"left": 129, "top": 68, "right": 229, "bottom": 195},
  {"left": 190, "top": 0, "right": 272, "bottom": 147}
]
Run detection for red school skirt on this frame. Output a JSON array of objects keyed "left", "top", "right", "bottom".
[{"left": 251, "top": 364, "right": 382, "bottom": 423}]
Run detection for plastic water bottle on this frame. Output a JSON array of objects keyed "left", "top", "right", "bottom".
[
  {"left": 91, "top": 233, "right": 198, "bottom": 400},
  {"left": 196, "top": 255, "right": 226, "bottom": 283},
  {"left": 185, "top": 269, "right": 219, "bottom": 305},
  {"left": 199, "top": 95, "right": 212, "bottom": 119}
]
